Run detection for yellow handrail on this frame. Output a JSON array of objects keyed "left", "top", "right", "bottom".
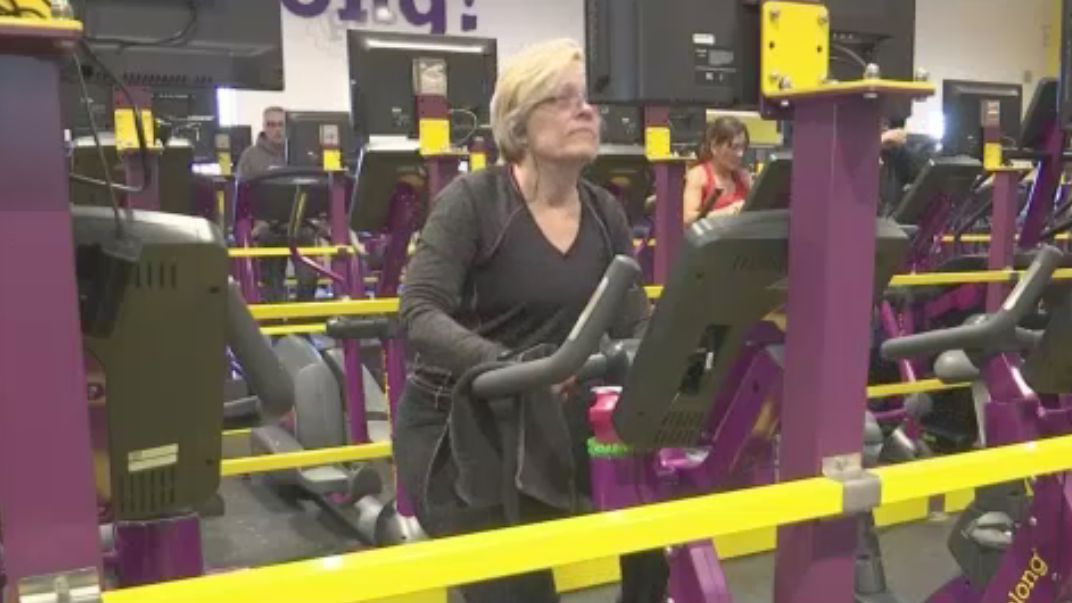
[
  {"left": 104, "top": 434, "right": 1072, "bottom": 603},
  {"left": 218, "top": 379, "right": 965, "bottom": 476},
  {"left": 229, "top": 246, "right": 356, "bottom": 259},
  {"left": 220, "top": 442, "right": 392, "bottom": 477}
]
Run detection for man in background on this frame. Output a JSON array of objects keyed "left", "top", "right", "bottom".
[{"left": 237, "top": 106, "right": 320, "bottom": 302}]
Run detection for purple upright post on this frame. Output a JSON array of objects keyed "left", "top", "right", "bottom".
[
  {"left": 879, "top": 301, "right": 918, "bottom": 383},
  {"left": 232, "top": 182, "right": 260, "bottom": 303},
  {"left": 336, "top": 172, "right": 371, "bottom": 445},
  {"left": 652, "top": 160, "right": 685, "bottom": 284},
  {"left": 329, "top": 173, "right": 359, "bottom": 298},
  {"left": 377, "top": 184, "right": 418, "bottom": 518},
  {"left": 113, "top": 515, "right": 202, "bottom": 587},
  {"left": 986, "top": 171, "right": 1020, "bottom": 311},
  {"left": 774, "top": 94, "right": 885, "bottom": 603},
  {"left": 644, "top": 107, "right": 685, "bottom": 285},
  {"left": 426, "top": 158, "right": 460, "bottom": 205},
  {"left": 1019, "top": 122, "right": 1065, "bottom": 249},
  {"left": 0, "top": 22, "right": 102, "bottom": 595}
]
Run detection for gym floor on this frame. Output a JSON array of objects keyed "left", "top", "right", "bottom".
[{"left": 206, "top": 439, "right": 960, "bottom": 603}]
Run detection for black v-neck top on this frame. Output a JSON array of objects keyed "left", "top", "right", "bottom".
[{"left": 399, "top": 165, "right": 650, "bottom": 390}]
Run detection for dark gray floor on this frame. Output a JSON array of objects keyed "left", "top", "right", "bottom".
[{"left": 203, "top": 476, "right": 961, "bottom": 602}]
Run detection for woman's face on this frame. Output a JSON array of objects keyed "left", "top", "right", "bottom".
[
  {"left": 523, "top": 62, "right": 600, "bottom": 165},
  {"left": 712, "top": 133, "right": 748, "bottom": 171}
]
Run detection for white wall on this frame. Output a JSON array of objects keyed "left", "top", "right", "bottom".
[
  {"left": 229, "top": 0, "right": 585, "bottom": 132},
  {"left": 907, "top": 0, "right": 1053, "bottom": 136},
  {"left": 235, "top": 0, "right": 1055, "bottom": 139}
]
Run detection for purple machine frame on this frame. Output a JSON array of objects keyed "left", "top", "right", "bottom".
[
  {"left": 0, "top": 21, "right": 103, "bottom": 599},
  {"left": 585, "top": 83, "right": 925, "bottom": 603},
  {"left": 925, "top": 352, "right": 1072, "bottom": 602}
]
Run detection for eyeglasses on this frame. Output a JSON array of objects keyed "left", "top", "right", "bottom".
[
  {"left": 265, "top": 120, "right": 285, "bottom": 128},
  {"left": 538, "top": 89, "right": 592, "bottom": 113}
]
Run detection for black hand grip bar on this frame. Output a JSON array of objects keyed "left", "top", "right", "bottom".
[
  {"left": 225, "top": 280, "right": 294, "bottom": 422},
  {"left": 881, "top": 246, "right": 1063, "bottom": 361},
  {"left": 238, "top": 166, "right": 337, "bottom": 187},
  {"left": 326, "top": 316, "right": 399, "bottom": 340},
  {"left": 471, "top": 255, "right": 642, "bottom": 399}
]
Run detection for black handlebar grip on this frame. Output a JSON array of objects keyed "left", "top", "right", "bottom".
[
  {"left": 225, "top": 280, "right": 294, "bottom": 422},
  {"left": 471, "top": 255, "right": 642, "bottom": 399},
  {"left": 999, "top": 245, "right": 1063, "bottom": 320},
  {"left": 326, "top": 317, "right": 398, "bottom": 340},
  {"left": 881, "top": 246, "right": 1064, "bottom": 361}
]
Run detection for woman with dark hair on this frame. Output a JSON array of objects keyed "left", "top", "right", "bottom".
[{"left": 683, "top": 115, "right": 753, "bottom": 224}]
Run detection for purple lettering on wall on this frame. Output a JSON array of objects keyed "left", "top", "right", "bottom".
[
  {"left": 281, "top": 0, "right": 330, "bottom": 18},
  {"left": 399, "top": 0, "right": 447, "bottom": 35},
  {"left": 337, "top": 0, "right": 367, "bottom": 21},
  {"left": 282, "top": 0, "right": 478, "bottom": 33},
  {"left": 461, "top": 0, "right": 477, "bottom": 31}
]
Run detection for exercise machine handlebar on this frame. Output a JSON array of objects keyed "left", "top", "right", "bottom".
[
  {"left": 225, "top": 280, "right": 294, "bottom": 422},
  {"left": 470, "top": 255, "right": 642, "bottom": 400},
  {"left": 881, "top": 245, "right": 1064, "bottom": 361}
]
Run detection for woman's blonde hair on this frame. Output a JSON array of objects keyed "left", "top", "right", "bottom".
[{"left": 490, "top": 38, "right": 585, "bottom": 163}]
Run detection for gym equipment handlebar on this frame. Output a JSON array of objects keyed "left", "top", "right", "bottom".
[
  {"left": 881, "top": 245, "right": 1064, "bottom": 361},
  {"left": 226, "top": 280, "right": 294, "bottom": 422},
  {"left": 471, "top": 255, "right": 642, "bottom": 400}
]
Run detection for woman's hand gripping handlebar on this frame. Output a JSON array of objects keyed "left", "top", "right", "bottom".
[{"left": 470, "top": 255, "right": 642, "bottom": 400}]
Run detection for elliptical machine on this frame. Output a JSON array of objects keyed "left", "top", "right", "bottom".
[{"left": 881, "top": 244, "right": 1072, "bottom": 603}]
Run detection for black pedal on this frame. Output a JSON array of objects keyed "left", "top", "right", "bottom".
[{"left": 77, "top": 235, "right": 142, "bottom": 338}]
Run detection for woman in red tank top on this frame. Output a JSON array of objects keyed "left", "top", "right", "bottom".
[{"left": 683, "top": 116, "right": 753, "bottom": 225}]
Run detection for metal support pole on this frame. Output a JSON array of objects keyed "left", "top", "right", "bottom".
[
  {"left": 0, "top": 22, "right": 102, "bottom": 601},
  {"left": 986, "top": 172, "right": 1020, "bottom": 311},
  {"left": 774, "top": 94, "right": 884, "bottom": 603},
  {"left": 644, "top": 107, "right": 684, "bottom": 285}
]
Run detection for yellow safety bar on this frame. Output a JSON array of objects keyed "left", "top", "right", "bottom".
[
  {"left": 229, "top": 246, "right": 355, "bottom": 259},
  {"left": 221, "top": 442, "right": 392, "bottom": 477},
  {"left": 218, "top": 378, "right": 963, "bottom": 477},
  {"left": 104, "top": 434, "right": 1072, "bottom": 603},
  {"left": 250, "top": 298, "right": 400, "bottom": 321},
  {"left": 943, "top": 233, "right": 1072, "bottom": 244},
  {"left": 245, "top": 269, "right": 1072, "bottom": 325}
]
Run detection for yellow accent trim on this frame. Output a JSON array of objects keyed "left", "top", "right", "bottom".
[
  {"left": 761, "top": 1, "right": 830, "bottom": 97},
  {"left": 114, "top": 108, "right": 156, "bottom": 152},
  {"left": 261, "top": 324, "right": 328, "bottom": 336},
  {"left": 765, "top": 79, "right": 936, "bottom": 100},
  {"left": 223, "top": 429, "right": 251, "bottom": 438},
  {"left": 228, "top": 246, "right": 354, "bottom": 259},
  {"left": 866, "top": 378, "right": 968, "bottom": 399},
  {"left": 942, "top": 233, "right": 1071, "bottom": 244},
  {"left": 220, "top": 442, "right": 392, "bottom": 477},
  {"left": 644, "top": 126, "right": 672, "bottom": 161},
  {"left": 419, "top": 118, "right": 451, "bottom": 155},
  {"left": 217, "top": 152, "right": 233, "bottom": 177},
  {"left": 1049, "top": 0, "right": 1063, "bottom": 77},
  {"left": 104, "top": 436, "right": 1072, "bottom": 603},
  {"left": 470, "top": 152, "right": 487, "bottom": 172},
  {"left": 983, "top": 142, "right": 1004, "bottom": 172},
  {"left": 103, "top": 478, "right": 844, "bottom": 603},
  {"left": 873, "top": 497, "right": 929, "bottom": 527},
  {"left": 322, "top": 149, "right": 343, "bottom": 172},
  {"left": 874, "top": 438, "right": 1072, "bottom": 506},
  {"left": 250, "top": 298, "right": 400, "bottom": 321},
  {"left": 215, "top": 191, "right": 226, "bottom": 222},
  {"left": 553, "top": 557, "right": 620, "bottom": 592},
  {"left": 944, "top": 488, "right": 975, "bottom": 513},
  {"left": 0, "top": 15, "right": 81, "bottom": 29}
]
